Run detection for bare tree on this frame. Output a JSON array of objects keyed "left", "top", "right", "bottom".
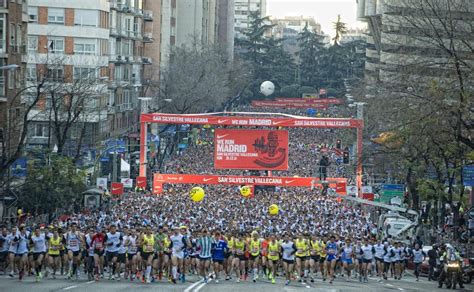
[{"left": 153, "top": 45, "right": 240, "bottom": 113}]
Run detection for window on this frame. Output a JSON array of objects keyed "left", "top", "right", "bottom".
[
  {"left": 16, "top": 24, "right": 22, "bottom": 49},
  {"left": 0, "top": 14, "right": 4, "bottom": 52},
  {"left": 74, "top": 38, "right": 96, "bottom": 55},
  {"left": 26, "top": 65, "right": 37, "bottom": 81},
  {"left": 33, "top": 124, "right": 49, "bottom": 138},
  {"left": 7, "top": 69, "right": 14, "bottom": 89},
  {"left": 28, "top": 6, "right": 38, "bottom": 23},
  {"left": 48, "top": 38, "right": 64, "bottom": 54},
  {"left": 73, "top": 67, "right": 97, "bottom": 80},
  {"left": 28, "top": 36, "right": 37, "bottom": 53},
  {"left": 48, "top": 8, "right": 65, "bottom": 24},
  {"left": 47, "top": 67, "right": 64, "bottom": 82},
  {"left": 74, "top": 9, "right": 98, "bottom": 27},
  {"left": 9, "top": 23, "right": 15, "bottom": 48}
]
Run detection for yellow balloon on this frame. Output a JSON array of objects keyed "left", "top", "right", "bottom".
[
  {"left": 190, "top": 187, "right": 205, "bottom": 202},
  {"left": 17, "top": 209, "right": 22, "bottom": 215},
  {"left": 240, "top": 186, "right": 251, "bottom": 197},
  {"left": 269, "top": 204, "right": 279, "bottom": 216}
]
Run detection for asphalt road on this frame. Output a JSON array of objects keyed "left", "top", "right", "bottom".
[{"left": 0, "top": 273, "right": 472, "bottom": 292}]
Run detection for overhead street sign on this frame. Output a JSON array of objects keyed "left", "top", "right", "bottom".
[{"left": 462, "top": 165, "right": 474, "bottom": 186}]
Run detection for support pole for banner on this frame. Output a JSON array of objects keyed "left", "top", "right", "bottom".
[
  {"left": 356, "top": 127, "right": 363, "bottom": 197},
  {"left": 139, "top": 119, "right": 147, "bottom": 178}
]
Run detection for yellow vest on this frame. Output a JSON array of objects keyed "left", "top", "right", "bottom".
[
  {"left": 48, "top": 236, "right": 61, "bottom": 255},
  {"left": 295, "top": 239, "right": 307, "bottom": 257},
  {"left": 227, "top": 237, "right": 234, "bottom": 249},
  {"left": 234, "top": 239, "right": 245, "bottom": 255},
  {"left": 268, "top": 241, "right": 279, "bottom": 261},
  {"left": 250, "top": 239, "right": 260, "bottom": 256},
  {"left": 310, "top": 240, "right": 322, "bottom": 255},
  {"left": 142, "top": 234, "right": 155, "bottom": 252}
]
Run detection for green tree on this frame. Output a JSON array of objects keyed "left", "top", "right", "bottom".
[
  {"left": 236, "top": 11, "right": 296, "bottom": 99},
  {"left": 332, "top": 15, "right": 348, "bottom": 46},
  {"left": 19, "top": 156, "right": 86, "bottom": 214},
  {"left": 297, "top": 24, "right": 326, "bottom": 88}
]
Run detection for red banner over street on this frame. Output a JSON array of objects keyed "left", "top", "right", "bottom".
[
  {"left": 275, "top": 97, "right": 344, "bottom": 105},
  {"left": 153, "top": 173, "right": 346, "bottom": 192},
  {"left": 214, "top": 129, "right": 289, "bottom": 170},
  {"left": 141, "top": 114, "right": 362, "bottom": 129},
  {"left": 251, "top": 100, "right": 329, "bottom": 109}
]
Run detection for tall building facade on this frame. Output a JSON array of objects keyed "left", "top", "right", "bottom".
[
  {"left": 357, "top": 0, "right": 474, "bottom": 91},
  {"left": 108, "top": 0, "right": 151, "bottom": 138},
  {"left": 234, "top": 0, "right": 266, "bottom": 38},
  {"left": 148, "top": 0, "right": 234, "bottom": 75},
  {"left": 0, "top": 0, "right": 28, "bottom": 160},
  {"left": 24, "top": 0, "right": 152, "bottom": 158},
  {"left": 26, "top": 0, "right": 110, "bottom": 155}
]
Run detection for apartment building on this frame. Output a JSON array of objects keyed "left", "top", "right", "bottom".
[
  {"left": 0, "top": 0, "right": 28, "bottom": 161},
  {"left": 234, "top": 0, "right": 266, "bottom": 38},
  {"left": 25, "top": 0, "right": 110, "bottom": 155},
  {"left": 23, "top": 0, "right": 151, "bottom": 158},
  {"left": 149, "top": 0, "right": 234, "bottom": 75},
  {"left": 357, "top": 0, "right": 474, "bottom": 91},
  {"left": 108, "top": 0, "right": 151, "bottom": 139}
]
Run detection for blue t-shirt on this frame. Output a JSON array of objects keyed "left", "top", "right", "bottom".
[
  {"left": 212, "top": 239, "right": 228, "bottom": 261},
  {"left": 326, "top": 242, "right": 338, "bottom": 257}
]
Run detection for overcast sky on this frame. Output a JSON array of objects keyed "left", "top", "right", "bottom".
[{"left": 266, "top": 0, "right": 365, "bottom": 36}]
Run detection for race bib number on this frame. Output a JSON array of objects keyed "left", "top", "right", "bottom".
[
  {"left": 129, "top": 246, "right": 137, "bottom": 253},
  {"left": 270, "top": 251, "right": 277, "bottom": 256},
  {"left": 70, "top": 240, "right": 78, "bottom": 247},
  {"left": 145, "top": 244, "right": 153, "bottom": 252},
  {"left": 251, "top": 247, "right": 258, "bottom": 253}
]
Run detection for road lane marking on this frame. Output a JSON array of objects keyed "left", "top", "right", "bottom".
[
  {"left": 194, "top": 282, "right": 207, "bottom": 291},
  {"left": 86, "top": 281, "right": 95, "bottom": 284},
  {"left": 184, "top": 280, "right": 203, "bottom": 292},
  {"left": 63, "top": 285, "right": 78, "bottom": 290},
  {"left": 397, "top": 289, "right": 404, "bottom": 291}
]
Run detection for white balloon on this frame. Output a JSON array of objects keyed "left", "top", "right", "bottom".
[{"left": 260, "top": 81, "right": 275, "bottom": 96}]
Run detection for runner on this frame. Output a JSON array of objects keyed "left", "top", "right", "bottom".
[
  {"left": 65, "top": 222, "right": 83, "bottom": 280},
  {"left": 196, "top": 228, "right": 213, "bottom": 283},
  {"left": 325, "top": 235, "right": 338, "bottom": 284},
  {"left": 281, "top": 233, "right": 296, "bottom": 286},
  {"left": 266, "top": 233, "right": 280, "bottom": 284},
  {"left": 211, "top": 230, "right": 227, "bottom": 283},
  {"left": 30, "top": 226, "right": 47, "bottom": 281},
  {"left": 104, "top": 224, "right": 122, "bottom": 281},
  {"left": 46, "top": 227, "right": 62, "bottom": 279}
]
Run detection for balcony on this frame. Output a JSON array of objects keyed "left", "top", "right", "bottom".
[
  {"left": 143, "top": 32, "right": 153, "bottom": 43},
  {"left": 143, "top": 10, "right": 153, "bottom": 21},
  {"left": 142, "top": 57, "right": 152, "bottom": 65},
  {"left": 110, "top": 27, "right": 119, "bottom": 37}
]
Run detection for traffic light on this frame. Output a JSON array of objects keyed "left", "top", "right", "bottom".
[
  {"left": 336, "top": 139, "right": 341, "bottom": 149},
  {"left": 343, "top": 151, "right": 350, "bottom": 164}
]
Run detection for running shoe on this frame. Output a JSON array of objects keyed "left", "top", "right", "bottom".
[{"left": 285, "top": 280, "right": 290, "bottom": 286}]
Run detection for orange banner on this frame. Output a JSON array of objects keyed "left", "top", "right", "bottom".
[
  {"left": 140, "top": 114, "right": 363, "bottom": 129},
  {"left": 153, "top": 173, "right": 346, "bottom": 193},
  {"left": 251, "top": 100, "right": 329, "bottom": 109}
]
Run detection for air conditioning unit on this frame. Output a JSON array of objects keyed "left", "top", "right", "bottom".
[
  {"left": 124, "top": 56, "right": 130, "bottom": 62},
  {"left": 117, "top": 55, "right": 122, "bottom": 61}
]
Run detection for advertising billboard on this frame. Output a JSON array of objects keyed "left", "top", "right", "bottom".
[{"left": 214, "top": 129, "right": 289, "bottom": 170}]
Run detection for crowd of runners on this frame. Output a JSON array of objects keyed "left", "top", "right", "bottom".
[
  {"left": 0, "top": 105, "right": 425, "bottom": 286},
  {"left": 0, "top": 190, "right": 427, "bottom": 286}
]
